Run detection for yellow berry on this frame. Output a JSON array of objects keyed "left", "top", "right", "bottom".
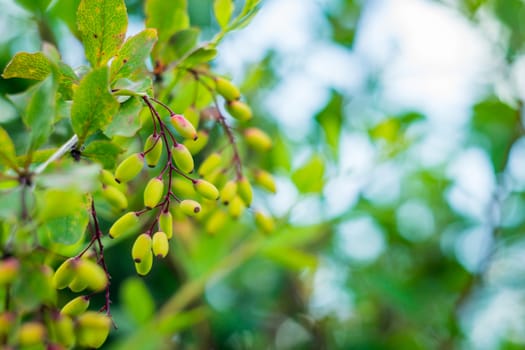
[
  {"left": 225, "top": 100, "right": 252, "bottom": 121},
  {"left": 254, "top": 211, "right": 275, "bottom": 234},
  {"left": 76, "top": 259, "right": 108, "bottom": 292},
  {"left": 144, "top": 177, "right": 164, "bottom": 209},
  {"left": 109, "top": 211, "right": 139, "bottom": 239},
  {"left": 194, "top": 179, "right": 219, "bottom": 200},
  {"left": 53, "top": 258, "right": 76, "bottom": 290},
  {"left": 220, "top": 180, "right": 238, "bottom": 205},
  {"left": 254, "top": 170, "right": 277, "bottom": 193},
  {"left": 152, "top": 231, "right": 169, "bottom": 258},
  {"left": 179, "top": 199, "right": 201, "bottom": 216},
  {"left": 205, "top": 210, "right": 228, "bottom": 234},
  {"left": 114, "top": 153, "right": 144, "bottom": 183},
  {"left": 172, "top": 144, "right": 194, "bottom": 173},
  {"left": 158, "top": 211, "right": 173, "bottom": 239},
  {"left": 171, "top": 177, "right": 196, "bottom": 198},
  {"left": 144, "top": 134, "right": 163, "bottom": 168},
  {"left": 50, "top": 314, "right": 75, "bottom": 348},
  {"left": 76, "top": 312, "right": 111, "bottom": 349},
  {"left": 18, "top": 322, "right": 46, "bottom": 346},
  {"left": 238, "top": 177, "right": 253, "bottom": 207},
  {"left": 134, "top": 249, "right": 153, "bottom": 276},
  {"left": 132, "top": 233, "right": 152, "bottom": 263},
  {"left": 228, "top": 196, "right": 245, "bottom": 219},
  {"left": 61, "top": 296, "right": 90, "bottom": 317},
  {"left": 170, "top": 114, "right": 197, "bottom": 140},
  {"left": 198, "top": 152, "right": 222, "bottom": 177},
  {"left": 0, "top": 257, "right": 19, "bottom": 285},
  {"left": 215, "top": 76, "right": 241, "bottom": 101},
  {"left": 101, "top": 185, "right": 128, "bottom": 211},
  {"left": 69, "top": 275, "right": 89, "bottom": 293},
  {"left": 244, "top": 127, "right": 272, "bottom": 151}
]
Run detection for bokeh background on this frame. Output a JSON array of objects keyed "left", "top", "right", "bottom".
[{"left": 1, "top": 0, "right": 525, "bottom": 349}]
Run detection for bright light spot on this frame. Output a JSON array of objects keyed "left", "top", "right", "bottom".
[
  {"left": 337, "top": 217, "right": 386, "bottom": 263},
  {"left": 396, "top": 200, "right": 435, "bottom": 242},
  {"left": 454, "top": 226, "right": 493, "bottom": 273}
]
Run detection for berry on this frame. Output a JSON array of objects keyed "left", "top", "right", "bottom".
[
  {"left": 114, "top": 153, "right": 144, "bottom": 183},
  {"left": 225, "top": 100, "right": 252, "bottom": 121},
  {"left": 144, "top": 134, "right": 163, "bottom": 168},
  {"left": 158, "top": 211, "right": 173, "bottom": 239},
  {"left": 170, "top": 114, "right": 197, "bottom": 140},
  {"left": 179, "top": 199, "right": 201, "bottom": 216},
  {"left": 244, "top": 127, "right": 272, "bottom": 151},
  {"left": 152, "top": 231, "right": 169, "bottom": 258},
  {"left": 132, "top": 233, "right": 152, "bottom": 263},
  {"left": 215, "top": 76, "right": 241, "bottom": 101},
  {"left": 144, "top": 177, "right": 164, "bottom": 208},
  {"left": 109, "top": 211, "right": 139, "bottom": 239},
  {"left": 194, "top": 179, "right": 219, "bottom": 200},
  {"left": 172, "top": 144, "right": 194, "bottom": 173}
]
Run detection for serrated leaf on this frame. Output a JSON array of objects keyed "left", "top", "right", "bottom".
[
  {"left": 2, "top": 52, "right": 51, "bottom": 80},
  {"left": 145, "top": 0, "right": 188, "bottom": 43},
  {"left": 0, "top": 127, "right": 18, "bottom": 170},
  {"left": 110, "top": 29, "right": 158, "bottom": 81},
  {"left": 315, "top": 91, "right": 344, "bottom": 157},
  {"left": 77, "top": 0, "right": 128, "bottom": 67},
  {"left": 214, "top": 0, "right": 234, "bottom": 29},
  {"left": 82, "top": 140, "right": 122, "bottom": 169},
  {"left": 169, "top": 28, "right": 200, "bottom": 58},
  {"left": 104, "top": 96, "right": 143, "bottom": 137},
  {"left": 14, "top": 0, "right": 52, "bottom": 14},
  {"left": 24, "top": 77, "right": 57, "bottom": 150},
  {"left": 71, "top": 67, "right": 119, "bottom": 143},
  {"left": 291, "top": 155, "right": 325, "bottom": 194},
  {"left": 121, "top": 278, "right": 155, "bottom": 325},
  {"left": 39, "top": 210, "right": 89, "bottom": 245}
]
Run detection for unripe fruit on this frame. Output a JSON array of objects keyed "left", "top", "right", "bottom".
[
  {"left": 215, "top": 76, "right": 241, "bottom": 101},
  {"left": 170, "top": 114, "right": 198, "bottom": 140},
  {"left": 134, "top": 249, "right": 153, "bottom": 276},
  {"left": 109, "top": 211, "right": 139, "bottom": 239},
  {"left": 102, "top": 185, "right": 128, "bottom": 210},
  {"left": 53, "top": 258, "right": 76, "bottom": 290},
  {"left": 152, "top": 231, "right": 169, "bottom": 258},
  {"left": 61, "top": 296, "right": 90, "bottom": 317},
  {"left": 238, "top": 177, "right": 253, "bottom": 206},
  {"left": 76, "top": 312, "right": 111, "bottom": 349},
  {"left": 194, "top": 179, "right": 219, "bottom": 200},
  {"left": 69, "top": 276, "right": 89, "bottom": 293},
  {"left": 206, "top": 210, "right": 228, "bottom": 234},
  {"left": 255, "top": 211, "right": 275, "bottom": 234},
  {"left": 144, "top": 134, "right": 163, "bottom": 168},
  {"left": 254, "top": 170, "right": 277, "bottom": 193},
  {"left": 100, "top": 169, "right": 119, "bottom": 186},
  {"left": 220, "top": 180, "right": 238, "bottom": 205},
  {"left": 144, "top": 177, "right": 164, "bottom": 209},
  {"left": 0, "top": 257, "right": 19, "bottom": 285},
  {"left": 158, "top": 211, "right": 173, "bottom": 239},
  {"left": 77, "top": 260, "right": 108, "bottom": 292},
  {"left": 132, "top": 233, "right": 152, "bottom": 263},
  {"left": 17, "top": 322, "right": 46, "bottom": 346},
  {"left": 244, "top": 128, "right": 272, "bottom": 151},
  {"left": 228, "top": 196, "right": 245, "bottom": 219},
  {"left": 180, "top": 199, "right": 201, "bottom": 216},
  {"left": 226, "top": 100, "right": 252, "bottom": 121},
  {"left": 114, "top": 153, "right": 144, "bottom": 183},
  {"left": 171, "top": 178, "right": 196, "bottom": 198},
  {"left": 51, "top": 314, "right": 75, "bottom": 348},
  {"left": 184, "top": 130, "right": 209, "bottom": 155},
  {"left": 172, "top": 144, "right": 194, "bottom": 173},
  {"left": 184, "top": 105, "right": 200, "bottom": 128},
  {"left": 198, "top": 152, "right": 222, "bottom": 177}
]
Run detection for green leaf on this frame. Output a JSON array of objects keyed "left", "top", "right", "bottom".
[
  {"left": 2, "top": 52, "right": 51, "bottom": 80},
  {"left": 71, "top": 67, "right": 119, "bottom": 143},
  {"left": 0, "top": 127, "right": 18, "bottom": 170},
  {"left": 37, "top": 188, "right": 87, "bottom": 221},
  {"left": 169, "top": 28, "right": 200, "bottom": 58},
  {"left": 110, "top": 29, "right": 158, "bottom": 81},
  {"left": 104, "top": 96, "right": 143, "bottom": 137},
  {"left": 39, "top": 210, "right": 89, "bottom": 245},
  {"left": 77, "top": 0, "right": 128, "bottom": 67},
  {"left": 24, "top": 77, "right": 57, "bottom": 150},
  {"left": 14, "top": 0, "right": 52, "bottom": 14},
  {"left": 214, "top": 0, "right": 234, "bottom": 29},
  {"left": 262, "top": 247, "right": 318, "bottom": 270},
  {"left": 121, "top": 278, "right": 155, "bottom": 325},
  {"left": 184, "top": 47, "right": 218, "bottom": 66},
  {"left": 82, "top": 140, "right": 123, "bottom": 169},
  {"left": 291, "top": 154, "right": 325, "bottom": 193},
  {"left": 315, "top": 91, "right": 344, "bottom": 157},
  {"left": 145, "top": 0, "right": 188, "bottom": 43}
]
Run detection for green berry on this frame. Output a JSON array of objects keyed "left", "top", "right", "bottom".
[
  {"left": 114, "top": 153, "right": 144, "bottom": 183},
  {"left": 158, "top": 211, "right": 173, "bottom": 239},
  {"left": 179, "top": 199, "right": 201, "bottom": 216},
  {"left": 53, "top": 258, "right": 76, "bottom": 290},
  {"left": 172, "top": 144, "right": 194, "bottom": 173},
  {"left": 254, "top": 169, "right": 277, "bottom": 193},
  {"left": 18, "top": 322, "right": 46, "bottom": 346},
  {"left": 144, "top": 177, "right": 164, "bottom": 209},
  {"left": 194, "top": 179, "right": 219, "bottom": 200},
  {"left": 238, "top": 177, "right": 253, "bottom": 207},
  {"left": 102, "top": 185, "right": 128, "bottom": 211},
  {"left": 152, "top": 231, "right": 169, "bottom": 258},
  {"left": 76, "top": 312, "right": 111, "bottom": 349},
  {"left": 144, "top": 134, "right": 163, "bottom": 168},
  {"left": 254, "top": 211, "right": 275, "bottom": 234},
  {"left": 198, "top": 152, "right": 222, "bottom": 177},
  {"left": 220, "top": 180, "right": 238, "bottom": 205},
  {"left": 170, "top": 114, "right": 198, "bottom": 140},
  {"left": 225, "top": 100, "right": 252, "bottom": 121},
  {"left": 76, "top": 259, "right": 108, "bottom": 292},
  {"left": 244, "top": 127, "right": 272, "bottom": 151},
  {"left": 134, "top": 249, "right": 153, "bottom": 276},
  {"left": 61, "top": 296, "right": 90, "bottom": 317},
  {"left": 215, "top": 76, "right": 241, "bottom": 101},
  {"left": 132, "top": 233, "right": 152, "bottom": 263},
  {"left": 109, "top": 211, "right": 139, "bottom": 239},
  {"left": 184, "top": 130, "right": 209, "bottom": 155},
  {"left": 228, "top": 196, "right": 245, "bottom": 219},
  {"left": 205, "top": 210, "right": 228, "bottom": 234}
]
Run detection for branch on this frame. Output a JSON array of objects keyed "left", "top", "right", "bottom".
[{"left": 33, "top": 134, "right": 79, "bottom": 175}]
